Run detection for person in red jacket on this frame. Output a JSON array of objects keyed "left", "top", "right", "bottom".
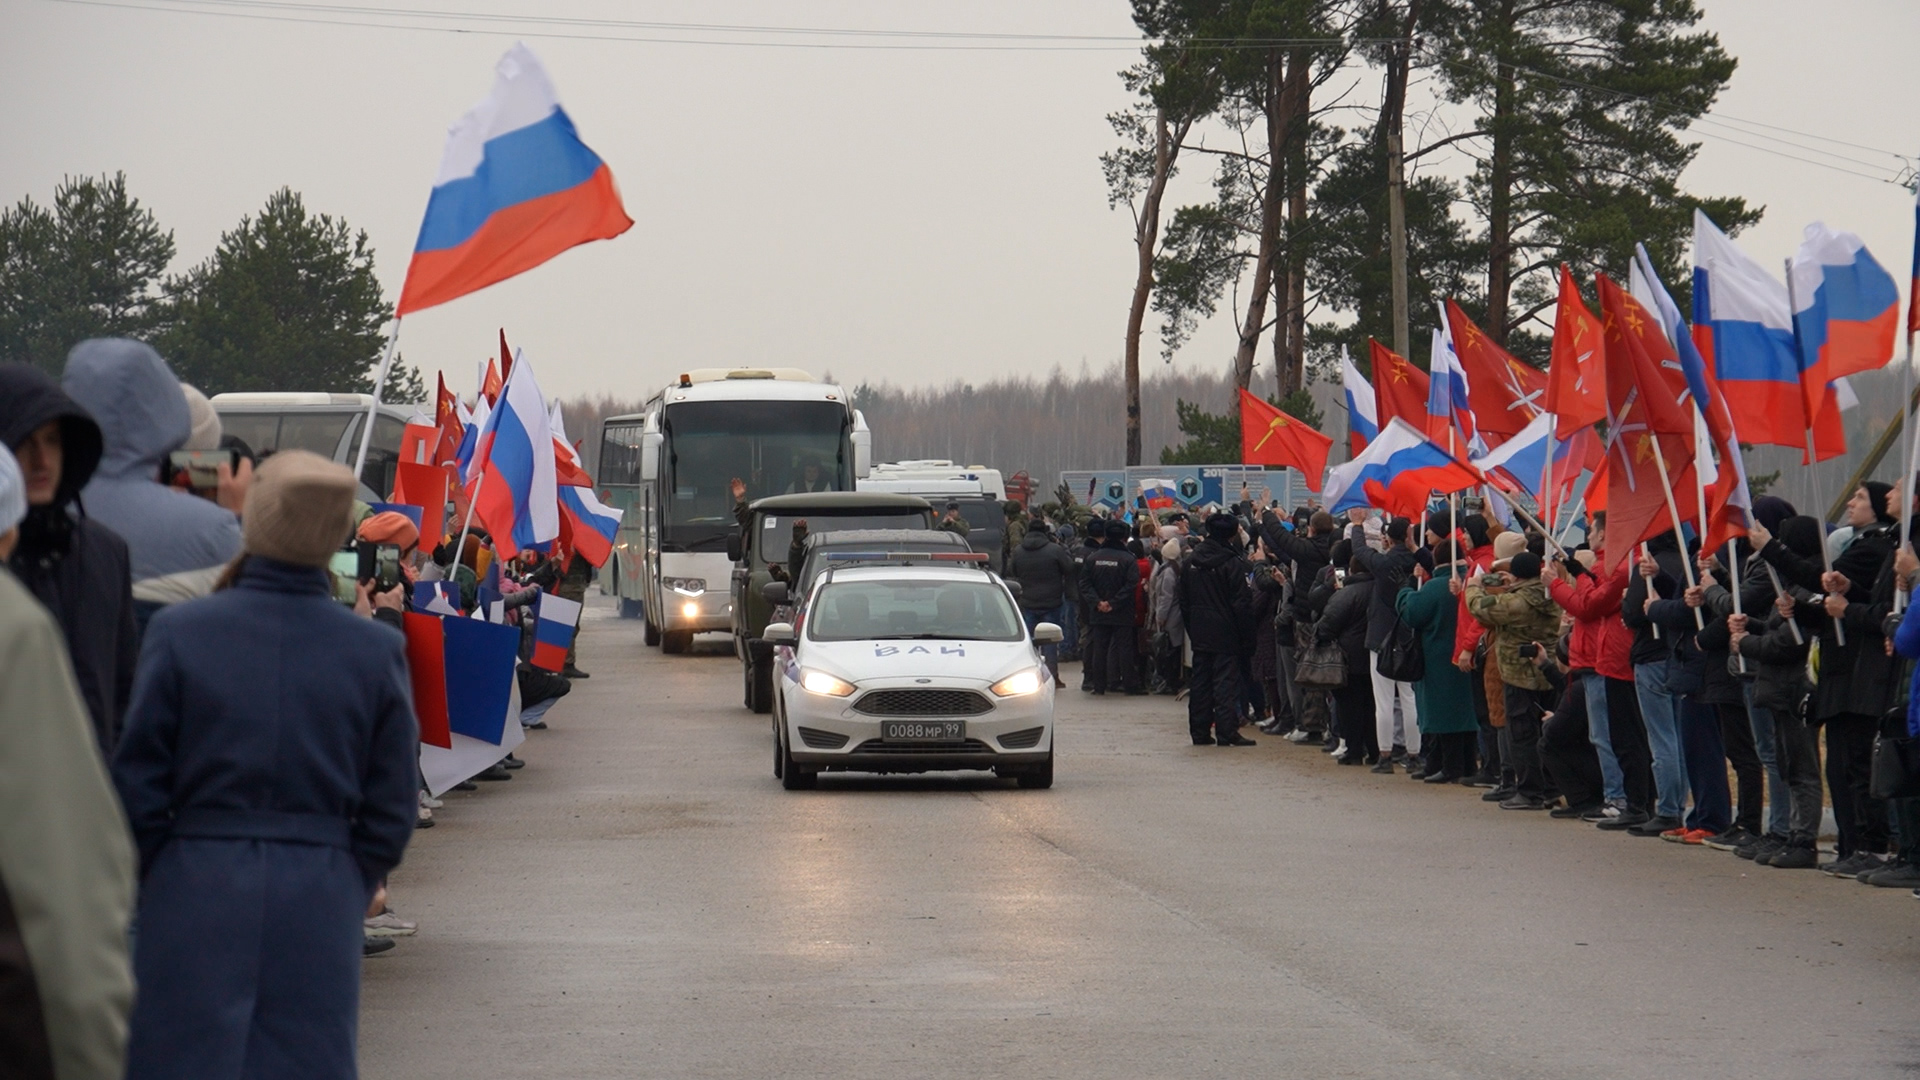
[{"left": 1542, "top": 512, "right": 1654, "bottom": 828}]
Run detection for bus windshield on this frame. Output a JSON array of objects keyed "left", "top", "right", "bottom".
[{"left": 665, "top": 399, "right": 849, "bottom": 546}]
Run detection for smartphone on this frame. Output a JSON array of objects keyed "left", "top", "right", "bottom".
[
  {"left": 327, "top": 550, "right": 359, "bottom": 605},
  {"left": 167, "top": 449, "right": 233, "bottom": 492},
  {"left": 1333, "top": 569, "right": 1347, "bottom": 583},
  {"left": 356, "top": 540, "right": 404, "bottom": 593},
  {"left": 1518, "top": 643, "right": 1540, "bottom": 658}
]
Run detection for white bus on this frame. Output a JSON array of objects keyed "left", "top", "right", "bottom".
[{"left": 598, "top": 368, "right": 872, "bottom": 653}]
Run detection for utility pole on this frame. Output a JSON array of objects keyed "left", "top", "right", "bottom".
[{"left": 1383, "top": 0, "right": 1421, "bottom": 360}]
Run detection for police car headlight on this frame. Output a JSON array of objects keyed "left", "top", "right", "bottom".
[
  {"left": 666, "top": 578, "right": 707, "bottom": 595},
  {"left": 800, "top": 669, "right": 857, "bottom": 697},
  {"left": 989, "top": 668, "right": 1045, "bottom": 698}
]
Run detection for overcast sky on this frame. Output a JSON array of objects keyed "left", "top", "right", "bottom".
[{"left": 5, "top": 0, "right": 1916, "bottom": 402}]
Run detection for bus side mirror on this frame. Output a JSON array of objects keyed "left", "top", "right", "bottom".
[
  {"left": 851, "top": 410, "right": 872, "bottom": 479},
  {"left": 726, "top": 530, "right": 743, "bottom": 563},
  {"left": 639, "top": 432, "right": 663, "bottom": 482}
]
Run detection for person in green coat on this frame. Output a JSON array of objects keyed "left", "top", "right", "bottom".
[{"left": 1396, "top": 540, "right": 1479, "bottom": 783}]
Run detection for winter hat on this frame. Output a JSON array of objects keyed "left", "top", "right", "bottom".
[
  {"left": 1493, "top": 531, "right": 1527, "bottom": 561},
  {"left": 1085, "top": 517, "right": 1108, "bottom": 540},
  {"left": 241, "top": 449, "right": 356, "bottom": 568},
  {"left": 1158, "top": 524, "right": 1180, "bottom": 542},
  {"left": 1862, "top": 480, "right": 1894, "bottom": 523},
  {"left": 1751, "top": 495, "right": 1796, "bottom": 533},
  {"left": 1510, "top": 551, "right": 1542, "bottom": 580},
  {"left": 356, "top": 510, "right": 420, "bottom": 553},
  {"left": 1205, "top": 512, "right": 1239, "bottom": 542},
  {"left": 1161, "top": 539, "right": 1182, "bottom": 561},
  {"left": 180, "top": 383, "right": 222, "bottom": 451},
  {"left": 0, "top": 444, "right": 23, "bottom": 534}
]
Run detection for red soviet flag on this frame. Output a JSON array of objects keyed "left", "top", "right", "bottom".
[
  {"left": 1596, "top": 272, "right": 1697, "bottom": 572},
  {"left": 1545, "top": 266, "right": 1608, "bottom": 439},
  {"left": 1239, "top": 390, "right": 1334, "bottom": 491},
  {"left": 1367, "top": 339, "right": 1431, "bottom": 433},
  {"left": 1443, "top": 299, "right": 1549, "bottom": 439}
]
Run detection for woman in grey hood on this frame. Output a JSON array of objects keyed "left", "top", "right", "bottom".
[{"left": 61, "top": 340, "right": 243, "bottom": 626}]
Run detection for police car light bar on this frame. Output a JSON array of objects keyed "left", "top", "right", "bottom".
[{"left": 822, "top": 551, "right": 990, "bottom": 563}]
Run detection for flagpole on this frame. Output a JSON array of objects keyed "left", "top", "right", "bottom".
[
  {"left": 1784, "top": 256, "right": 1848, "bottom": 646},
  {"left": 353, "top": 317, "right": 404, "bottom": 484},
  {"left": 1728, "top": 541, "right": 1748, "bottom": 675},
  {"left": 1898, "top": 323, "right": 1917, "bottom": 614},
  {"left": 1554, "top": 494, "right": 1585, "bottom": 550},
  {"left": 1763, "top": 561, "right": 1805, "bottom": 645},
  {"left": 1645, "top": 434, "right": 1706, "bottom": 631}
]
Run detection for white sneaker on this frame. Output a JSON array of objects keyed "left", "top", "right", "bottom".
[
  {"left": 1284, "top": 728, "right": 1311, "bottom": 743},
  {"left": 364, "top": 910, "right": 418, "bottom": 937},
  {"left": 419, "top": 791, "right": 443, "bottom": 809},
  {"left": 416, "top": 804, "right": 433, "bottom": 823}
]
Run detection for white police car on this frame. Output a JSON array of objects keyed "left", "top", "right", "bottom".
[{"left": 764, "top": 552, "right": 1060, "bottom": 790}]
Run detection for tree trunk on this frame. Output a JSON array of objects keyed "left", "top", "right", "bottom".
[
  {"left": 1485, "top": 0, "right": 1516, "bottom": 348},
  {"left": 1283, "top": 45, "right": 1310, "bottom": 399},
  {"left": 1124, "top": 109, "right": 1184, "bottom": 466},
  {"left": 1232, "top": 48, "right": 1290, "bottom": 393}
]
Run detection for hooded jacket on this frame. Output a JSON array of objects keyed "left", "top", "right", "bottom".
[
  {"left": 1006, "top": 529, "right": 1077, "bottom": 612},
  {"left": 61, "top": 340, "right": 241, "bottom": 605},
  {"left": 1465, "top": 573, "right": 1562, "bottom": 691},
  {"left": 1758, "top": 514, "right": 1894, "bottom": 721},
  {"left": 0, "top": 363, "right": 138, "bottom": 755}
]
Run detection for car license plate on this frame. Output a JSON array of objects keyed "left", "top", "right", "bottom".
[{"left": 881, "top": 721, "right": 966, "bottom": 742}]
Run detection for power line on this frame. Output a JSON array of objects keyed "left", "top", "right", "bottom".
[{"left": 47, "top": 0, "right": 1382, "bottom": 51}]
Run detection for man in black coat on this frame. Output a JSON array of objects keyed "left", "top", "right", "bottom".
[
  {"left": 1007, "top": 515, "right": 1077, "bottom": 685},
  {"left": 1257, "top": 508, "right": 1334, "bottom": 740},
  {"left": 1180, "top": 513, "right": 1256, "bottom": 746},
  {"left": 1078, "top": 518, "right": 1141, "bottom": 695},
  {"left": 1751, "top": 482, "right": 1899, "bottom": 870},
  {"left": 0, "top": 363, "right": 138, "bottom": 757}
]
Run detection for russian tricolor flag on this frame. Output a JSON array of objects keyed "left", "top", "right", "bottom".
[
  {"left": 1425, "top": 323, "right": 1476, "bottom": 450},
  {"left": 1323, "top": 418, "right": 1483, "bottom": 521},
  {"left": 1789, "top": 221, "right": 1899, "bottom": 418},
  {"left": 469, "top": 349, "right": 558, "bottom": 558},
  {"left": 530, "top": 593, "right": 582, "bottom": 673},
  {"left": 397, "top": 44, "right": 633, "bottom": 316},
  {"left": 1340, "top": 346, "right": 1379, "bottom": 455},
  {"left": 557, "top": 485, "right": 621, "bottom": 568}
]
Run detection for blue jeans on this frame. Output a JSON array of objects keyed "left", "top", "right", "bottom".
[
  {"left": 1584, "top": 672, "right": 1625, "bottom": 805},
  {"left": 1741, "top": 683, "right": 1792, "bottom": 837},
  {"left": 1633, "top": 660, "right": 1688, "bottom": 821},
  {"left": 1022, "top": 604, "right": 1065, "bottom": 677}
]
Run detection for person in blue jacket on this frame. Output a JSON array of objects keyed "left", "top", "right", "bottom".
[{"left": 112, "top": 450, "right": 418, "bottom": 1080}]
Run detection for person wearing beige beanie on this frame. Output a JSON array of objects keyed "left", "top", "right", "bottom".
[
  {"left": 111, "top": 447, "right": 417, "bottom": 1080},
  {"left": 239, "top": 450, "right": 357, "bottom": 567}
]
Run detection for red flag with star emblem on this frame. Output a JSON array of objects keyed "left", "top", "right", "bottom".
[
  {"left": 1545, "top": 267, "right": 1608, "bottom": 439},
  {"left": 1239, "top": 390, "right": 1333, "bottom": 491},
  {"left": 1596, "top": 272, "right": 1697, "bottom": 573},
  {"left": 1367, "top": 339, "right": 1431, "bottom": 434},
  {"left": 1443, "top": 299, "right": 1550, "bottom": 439}
]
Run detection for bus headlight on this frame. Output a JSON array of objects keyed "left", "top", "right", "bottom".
[{"left": 665, "top": 577, "right": 707, "bottom": 595}]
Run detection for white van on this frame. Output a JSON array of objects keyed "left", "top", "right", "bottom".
[{"left": 210, "top": 392, "right": 422, "bottom": 502}]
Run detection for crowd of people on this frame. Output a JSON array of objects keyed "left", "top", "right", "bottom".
[
  {"left": 0, "top": 339, "right": 583, "bottom": 1079},
  {"left": 1002, "top": 489, "right": 1920, "bottom": 889}
]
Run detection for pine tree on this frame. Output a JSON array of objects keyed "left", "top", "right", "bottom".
[
  {"left": 157, "top": 188, "right": 391, "bottom": 395},
  {"left": 0, "top": 173, "right": 175, "bottom": 372},
  {"left": 1425, "top": 0, "right": 1759, "bottom": 349}
]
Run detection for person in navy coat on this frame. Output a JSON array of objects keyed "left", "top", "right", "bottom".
[{"left": 112, "top": 450, "right": 418, "bottom": 1080}]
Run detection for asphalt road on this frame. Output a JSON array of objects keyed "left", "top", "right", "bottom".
[{"left": 361, "top": 597, "right": 1920, "bottom": 1079}]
